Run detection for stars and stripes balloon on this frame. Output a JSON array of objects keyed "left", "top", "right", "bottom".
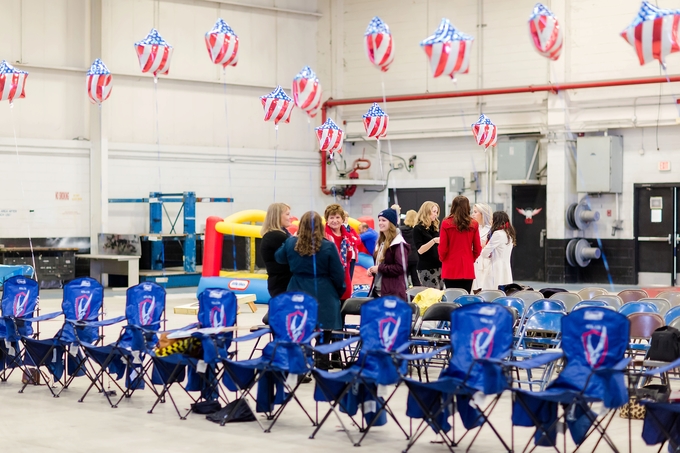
[
  {"left": 86, "top": 59, "right": 112, "bottom": 105},
  {"left": 471, "top": 114, "right": 498, "bottom": 150},
  {"left": 134, "top": 29, "right": 173, "bottom": 77},
  {"left": 528, "top": 3, "right": 563, "bottom": 61},
  {"left": 292, "top": 66, "right": 322, "bottom": 118},
  {"left": 315, "top": 118, "right": 344, "bottom": 158},
  {"left": 0, "top": 61, "right": 27, "bottom": 104},
  {"left": 421, "top": 18, "right": 474, "bottom": 79},
  {"left": 205, "top": 18, "right": 239, "bottom": 68},
  {"left": 365, "top": 16, "right": 394, "bottom": 72},
  {"left": 362, "top": 103, "right": 388, "bottom": 139},
  {"left": 260, "top": 86, "right": 294, "bottom": 126},
  {"left": 621, "top": 1, "right": 680, "bottom": 68}
]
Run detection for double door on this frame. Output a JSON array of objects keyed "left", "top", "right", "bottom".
[{"left": 635, "top": 184, "right": 680, "bottom": 286}]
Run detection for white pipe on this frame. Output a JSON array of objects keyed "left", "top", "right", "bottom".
[{"left": 199, "top": 0, "right": 322, "bottom": 17}]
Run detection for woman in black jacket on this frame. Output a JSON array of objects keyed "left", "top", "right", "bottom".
[
  {"left": 399, "top": 209, "right": 420, "bottom": 287},
  {"left": 413, "top": 201, "right": 443, "bottom": 289},
  {"left": 259, "top": 202, "right": 293, "bottom": 298}
]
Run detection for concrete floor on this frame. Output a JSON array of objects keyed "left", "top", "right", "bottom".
[{"left": 0, "top": 288, "right": 667, "bottom": 453}]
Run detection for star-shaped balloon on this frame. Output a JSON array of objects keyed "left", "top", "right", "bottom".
[
  {"left": 362, "top": 103, "right": 388, "bottom": 139},
  {"left": 365, "top": 16, "right": 394, "bottom": 72},
  {"left": 205, "top": 18, "right": 239, "bottom": 68},
  {"left": 421, "top": 18, "right": 474, "bottom": 79},
  {"left": 86, "top": 59, "right": 112, "bottom": 105},
  {"left": 260, "top": 86, "right": 294, "bottom": 126},
  {"left": 134, "top": 28, "right": 173, "bottom": 76},
  {"left": 529, "top": 4, "right": 563, "bottom": 61},
  {"left": 471, "top": 114, "right": 497, "bottom": 150},
  {"left": 292, "top": 66, "right": 322, "bottom": 118},
  {"left": 622, "top": 1, "right": 680, "bottom": 67},
  {"left": 0, "top": 61, "right": 28, "bottom": 103},
  {"left": 315, "top": 118, "right": 344, "bottom": 158}
]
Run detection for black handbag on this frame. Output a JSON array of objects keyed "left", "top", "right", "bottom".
[{"left": 648, "top": 326, "right": 680, "bottom": 362}]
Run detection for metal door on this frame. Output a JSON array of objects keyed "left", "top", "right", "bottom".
[
  {"left": 635, "top": 184, "right": 679, "bottom": 286},
  {"left": 511, "top": 185, "right": 547, "bottom": 281},
  {"left": 388, "top": 188, "right": 446, "bottom": 223}
]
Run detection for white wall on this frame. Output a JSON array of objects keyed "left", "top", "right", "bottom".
[
  {"left": 323, "top": 0, "right": 680, "bottom": 241},
  {"left": 0, "top": 0, "right": 323, "bottom": 239}
]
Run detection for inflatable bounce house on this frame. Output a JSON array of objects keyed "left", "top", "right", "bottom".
[{"left": 199, "top": 210, "right": 375, "bottom": 303}]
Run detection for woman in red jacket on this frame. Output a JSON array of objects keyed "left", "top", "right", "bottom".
[
  {"left": 439, "top": 196, "right": 482, "bottom": 293},
  {"left": 324, "top": 203, "right": 353, "bottom": 301}
]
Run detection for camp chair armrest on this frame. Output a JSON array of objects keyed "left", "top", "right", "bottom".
[
  {"left": 642, "top": 356, "right": 680, "bottom": 376},
  {"left": 65, "top": 316, "right": 126, "bottom": 328},
  {"left": 475, "top": 357, "right": 505, "bottom": 366},
  {"left": 313, "top": 336, "right": 360, "bottom": 354},
  {"left": 507, "top": 351, "right": 564, "bottom": 369},
  {"left": 400, "top": 345, "right": 450, "bottom": 362},
  {"left": 232, "top": 327, "right": 271, "bottom": 342},
  {"left": 19, "top": 310, "right": 63, "bottom": 322},
  {"left": 594, "top": 357, "right": 631, "bottom": 373}
]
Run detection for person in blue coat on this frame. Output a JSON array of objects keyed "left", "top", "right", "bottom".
[{"left": 275, "top": 211, "right": 346, "bottom": 368}]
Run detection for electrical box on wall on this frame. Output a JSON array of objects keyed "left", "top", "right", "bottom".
[
  {"left": 496, "top": 140, "right": 539, "bottom": 183},
  {"left": 449, "top": 176, "right": 465, "bottom": 194},
  {"left": 576, "top": 136, "right": 623, "bottom": 193}
]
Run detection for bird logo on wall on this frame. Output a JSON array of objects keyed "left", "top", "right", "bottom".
[{"left": 516, "top": 207, "right": 543, "bottom": 224}]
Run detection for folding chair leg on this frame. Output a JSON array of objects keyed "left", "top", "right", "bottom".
[{"left": 265, "top": 376, "right": 316, "bottom": 432}]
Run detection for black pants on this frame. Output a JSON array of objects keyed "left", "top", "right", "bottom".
[
  {"left": 349, "top": 259, "right": 356, "bottom": 281},
  {"left": 444, "top": 279, "right": 473, "bottom": 294},
  {"left": 407, "top": 262, "right": 420, "bottom": 287}
]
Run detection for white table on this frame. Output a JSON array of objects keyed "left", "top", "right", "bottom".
[
  {"left": 76, "top": 254, "right": 140, "bottom": 287},
  {"left": 174, "top": 293, "right": 258, "bottom": 315}
]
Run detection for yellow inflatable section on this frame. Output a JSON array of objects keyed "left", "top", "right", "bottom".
[
  {"left": 215, "top": 210, "right": 266, "bottom": 238},
  {"left": 215, "top": 209, "right": 363, "bottom": 237}
]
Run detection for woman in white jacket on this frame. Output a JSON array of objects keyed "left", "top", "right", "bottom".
[
  {"left": 480, "top": 211, "right": 516, "bottom": 290},
  {"left": 471, "top": 203, "right": 493, "bottom": 291}
]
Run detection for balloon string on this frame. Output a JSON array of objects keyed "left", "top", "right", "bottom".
[
  {"left": 99, "top": 103, "right": 104, "bottom": 238},
  {"left": 310, "top": 167, "right": 318, "bottom": 297},
  {"left": 154, "top": 75, "right": 162, "bottom": 192},
  {"left": 222, "top": 68, "right": 237, "bottom": 272},
  {"left": 9, "top": 102, "right": 37, "bottom": 280},
  {"left": 662, "top": 63, "right": 671, "bottom": 83},
  {"left": 274, "top": 125, "right": 278, "bottom": 202},
  {"left": 380, "top": 72, "right": 395, "bottom": 207}
]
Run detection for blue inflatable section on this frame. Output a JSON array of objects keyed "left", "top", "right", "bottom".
[
  {"left": 357, "top": 252, "right": 374, "bottom": 269},
  {"left": 197, "top": 276, "right": 270, "bottom": 303}
]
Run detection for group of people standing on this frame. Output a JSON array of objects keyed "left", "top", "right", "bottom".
[
  {"left": 394, "top": 196, "right": 516, "bottom": 294},
  {"left": 257, "top": 197, "right": 516, "bottom": 366}
]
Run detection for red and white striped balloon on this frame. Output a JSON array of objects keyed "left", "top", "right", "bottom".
[
  {"left": 471, "top": 114, "right": 497, "bottom": 150},
  {"left": 261, "top": 86, "right": 294, "bottom": 125},
  {"left": 315, "top": 118, "right": 344, "bottom": 156},
  {"left": 205, "top": 18, "right": 239, "bottom": 68},
  {"left": 292, "top": 66, "right": 322, "bottom": 118},
  {"left": 364, "top": 17, "right": 394, "bottom": 72},
  {"left": 362, "top": 103, "right": 388, "bottom": 139},
  {"left": 421, "top": 18, "right": 474, "bottom": 79},
  {"left": 528, "top": 4, "right": 563, "bottom": 61},
  {"left": 86, "top": 59, "right": 112, "bottom": 105},
  {"left": 134, "top": 29, "right": 173, "bottom": 77},
  {"left": 621, "top": 1, "right": 680, "bottom": 67},
  {"left": 0, "top": 61, "right": 27, "bottom": 103}
]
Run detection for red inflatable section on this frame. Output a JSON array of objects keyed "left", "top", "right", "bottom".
[
  {"left": 357, "top": 216, "right": 374, "bottom": 229},
  {"left": 202, "top": 216, "right": 224, "bottom": 277}
]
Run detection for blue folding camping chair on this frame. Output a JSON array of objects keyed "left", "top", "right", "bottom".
[
  {"left": 219, "top": 292, "right": 319, "bottom": 431},
  {"left": 20, "top": 277, "right": 114, "bottom": 397},
  {"left": 310, "top": 296, "right": 412, "bottom": 446},
  {"left": 511, "top": 307, "right": 630, "bottom": 453},
  {"left": 402, "top": 303, "right": 514, "bottom": 453},
  {"left": 0, "top": 276, "right": 60, "bottom": 382},
  {"left": 639, "top": 357, "right": 680, "bottom": 453},
  {"left": 148, "top": 287, "right": 237, "bottom": 419},
  {"left": 77, "top": 282, "right": 166, "bottom": 407}
]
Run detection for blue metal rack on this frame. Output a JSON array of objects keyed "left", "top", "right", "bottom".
[{"left": 109, "top": 192, "right": 233, "bottom": 286}]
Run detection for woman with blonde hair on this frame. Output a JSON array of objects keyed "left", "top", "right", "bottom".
[
  {"left": 275, "top": 211, "right": 346, "bottom": 368},
  {"left": 259, "top": 203, "right": 292, "bottom": 298},
  {"left": 439, "top": 196, "right": 482, "bottom": 293},
  {"left": 399, "top": 210, "right": 420, "bottom": 286},
  {"left": 413, "top": 201, "right": 443, "bottom": 288},
  {"left": 367, "top": 208, "right": 409, "bottom": 301},
  {"left": 471, "top": 203, "right": 493, "bottom": 291}
]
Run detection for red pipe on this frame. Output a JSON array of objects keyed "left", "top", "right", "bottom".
[{"left": 319, "top": 74, "right": 680, "bottom": 194}]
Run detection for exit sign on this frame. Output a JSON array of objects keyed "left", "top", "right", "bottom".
[{"left": 659, "top": 161, "right": 671, "bottom": 172}]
